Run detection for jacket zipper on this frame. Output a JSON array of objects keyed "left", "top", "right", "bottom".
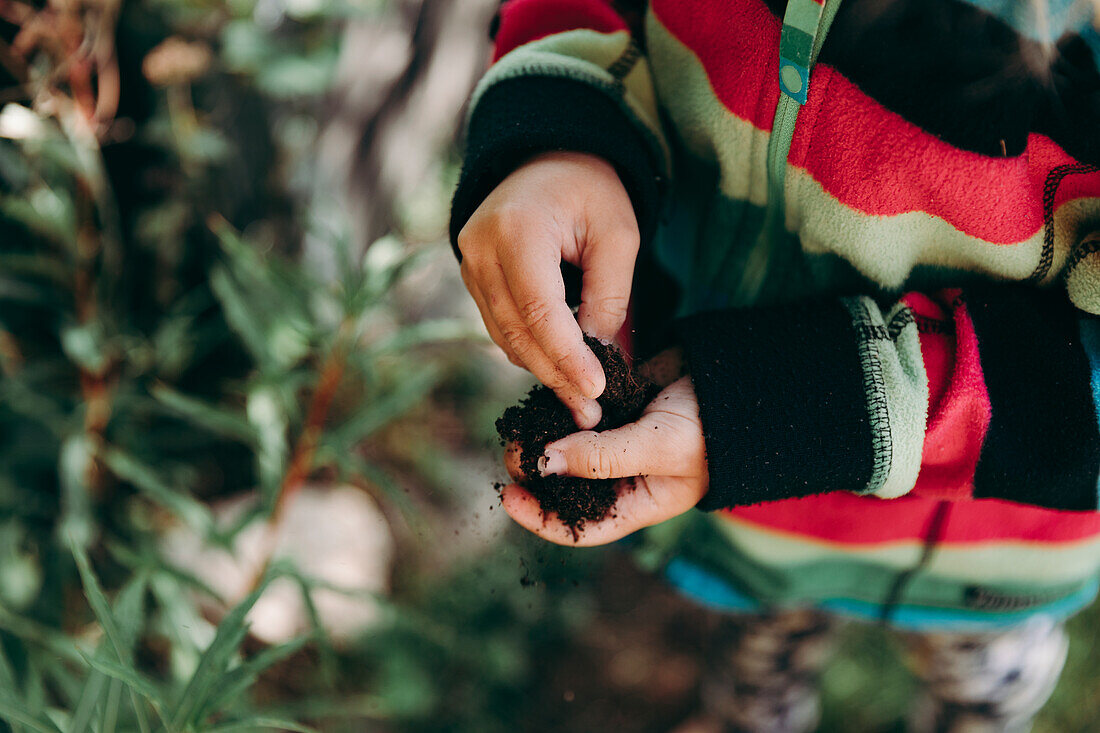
[{"left": 738, "top": 0, "right": 843, "bottom": 301}]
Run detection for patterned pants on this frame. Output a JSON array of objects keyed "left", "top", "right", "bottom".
[{"left": 699, "top": 609, "right": 1068, "bottom": 733}]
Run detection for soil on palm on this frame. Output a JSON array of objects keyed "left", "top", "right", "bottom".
[{"left": 496, "top": 337, "right": 659, "bottom": 535}]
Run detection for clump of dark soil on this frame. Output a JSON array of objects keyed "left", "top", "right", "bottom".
[{"left": 496, "top": 336, "right": 659, "bottom": 535}]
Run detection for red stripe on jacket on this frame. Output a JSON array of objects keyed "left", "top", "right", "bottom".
[
  {"left": 725, "top": 492, "right": 1100, "bottom": 545},
  {"left": 652, "top": 0, "right": 1100, "bottom": 244},
  {"left": 493, "top": 0, "right": 628, "bottom": 62}
]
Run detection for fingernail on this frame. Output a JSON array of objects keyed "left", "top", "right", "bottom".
[
  {"left": 579, "top": 401, "right": 601, "bottom": 428},
  {"left": 540, "top": 450, "right": 567, "bottom": 477},
  {"left": 581, "top": 376, "right": 602, "bottom": 400}
]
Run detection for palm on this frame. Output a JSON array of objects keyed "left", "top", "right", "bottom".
[
  {"left": 500, "top": 359, "right": 709, "bottom": 547},
  {"left": 501, "top": 474, "right": 704, "bottom": 547}
]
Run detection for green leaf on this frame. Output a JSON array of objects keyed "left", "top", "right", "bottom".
[
  {"left": 205, "top": 717, "right": 316, "bottom": 733},
  {"left": 246, "top": 385, "right": 288, "bottom": 498},
  {"left": 100, "top": 679, "right": 122, "bottom": 733},
  {"left": 199, "top": 634, "right": 311, "bottom": 719},
  {"left": 213, "top": 218, "right": 314, "bottom": 321},
  {"left": 350, "top": 238, "right": 437, "bottom": 313},
  {"left": 78, "top": 652, "right": 167, "bottom": 712},
  {"left": 149, "top": 289, "right": 211, "bottom": 379},
  {"left": 21, "top": 659, "right": 46, "bottom": 722},
  {"left": 101, "top": 449, "right": 215, "bottom": 533},
  {"left": 36, "top": 654, "right": 83, "bottom": 707},
  {"left": 323, "top": 364, "right": 440, "bottom": 452},
  {"left": 60, "top": 321, "right": 109, "bottom": 374},
  {"left": 69, "top": 655, "right": 108, "bottom": 733},
  {"left": 106, "top": 540, "right": 225, "bottom": 605},
  {"left": 69, "top": 541, "right": 153, "bottom": 733},
  {"left": 0, "top": 636, "right": 19, "bottom": 693},
  {"left": 210, "top": 266, "right": 271, "bottom": 367},
  {"left": 0, "top": 519, "right": 42, "bottom": 610},
  {"left": 180, "top": 127, "right": 231, "bottom": 165},
  {"left": 58, "top": 434, "right": 95, "bottom": 551},
  {"left": 294, "top": 577, "right": 336, "bottom": 686},
  {"left": 0, "top": 276, "right": 57, "bottom": 307},
  {"left": 0, "top": 607, "right": 84, "bottom": 665},
  {"left": 0, "top": 253, "right": 70, "bottom": 286},
  {"left": 169, "top": 575, "right": 275, "bottom": 729},
  {"left": 256, "top": 52, "right": 336, "bottom": 100},
  {"left": 328, "top": 453, "right": 425, "bottom": 537},
  {"left": 0, "top": 374, "right": 69, "bottom": 438},
  {"left": 113, "top": 572, "right": 148, "bottom": 652},
  {"left": 207, "top": 222, "right": 316, "bottom": 370},
  {"left": 368, "top": 319, "right": 481, "bottom": 355},
  {"left": 0, "top": 639, "right": 24, "bottom": 733},
  {"left": 220, "top": 19, "right": 275, "bottom": 73},
  {"left": 0, "top": 187, "right": 77, "bottom": 247},
  {"left": 0, "top": 696, "right": 63, "bottom": 733},
  {"left": 151, "top": 383, "right": 258, "bottom": 445}
]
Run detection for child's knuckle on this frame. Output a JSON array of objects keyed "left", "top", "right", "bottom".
[{"left": 584, "top": 443, "right": 617, "bottom": 480}]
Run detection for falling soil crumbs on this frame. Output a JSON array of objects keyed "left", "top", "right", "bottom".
[{"left": 496, "top": 336, "right": 659, "bottom": 536}]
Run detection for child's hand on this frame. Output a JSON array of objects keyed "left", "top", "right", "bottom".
[
  {"left": 500, "top": 351, "right": 709, "bottom": 547},
  {"left": 457, "top": 152, "right": 640, "bottom": 429}
]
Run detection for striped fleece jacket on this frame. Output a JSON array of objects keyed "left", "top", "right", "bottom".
[{"left": 449, "top": 0, "right": 1100, "bottom": 628}]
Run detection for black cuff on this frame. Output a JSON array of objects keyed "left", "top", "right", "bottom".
[
  {"left": 449, "top": 76, "right": 663, "bottom": 257},
  {"left": 967, "top": 286, "right": 1100, "bottom": 511},
  {"left": 676, "top": 301, "right": 874, "bottom": 511}
]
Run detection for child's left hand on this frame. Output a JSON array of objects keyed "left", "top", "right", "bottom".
[{"left": 500, "top": 350, "right": 709, "bottom": 546}]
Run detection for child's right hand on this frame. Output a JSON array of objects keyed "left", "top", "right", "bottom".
[{"left": 457, "top": 151, "right": 641, "bottom": 429}]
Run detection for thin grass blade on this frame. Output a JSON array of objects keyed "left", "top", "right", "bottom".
[
  {"left": 198, "top": 634, "right": 311, "bottom": 720},
  {"left": 151, "top": 384, "right": 258, "bottom": 446},
  {"left": 169, "top": 576, "right": 273, "bottom": 729},
  {"left": 69, "top": 541, "right": 153, "bottom": 733},
  {"left": 0, "top": 695, "right": 62, "bottom": 733},
  {"left": 323, "top": 364, "right": 440, "bottom": 451},
  {"left": 99, "top": 678, "right": 122, "bottom": 733},
  {"left": 78, "top": 652, "right": 166, "bottom": 711},
  {"left": 101, "top": 449, "right": 215, "bottom": 534},
  {"left": 68, "top": 659, "right": 108, "bottom": 733}
]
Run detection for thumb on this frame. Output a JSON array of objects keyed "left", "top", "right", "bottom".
[
  {"left": 575, "top": 222, "right": 639, "bottom": 340},
  {"left": 541, "top": 408, "right": 701, "bottom": 480}
]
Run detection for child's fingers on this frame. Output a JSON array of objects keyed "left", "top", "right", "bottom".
[
  {"left": 460, "top": 266, "right": 523, "bottom": 367},
  {"left": 575, "top": 225, "right": 639, "bottom": 341},
  {"left": 541, "top": 392, "right": 704, "bottom": 480},
  {"left": 501, "top": 246, "right": 605, "bottom": 400},
  {"left": 501, "top": 475, "right": 703, "bottom": 547},
  {"left": 469, "top": 261, "right": 594, "bottom": 427},
  {"left": 479, "top": 262, "right": 602, "bottom": 429}
]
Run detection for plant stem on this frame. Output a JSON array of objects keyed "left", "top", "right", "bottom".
[
  {"left": 248, "top": 317, "right": 356, "bottom": 593},
  {"left": 273, "top": 317, "right": 355, "bottom": 523}
]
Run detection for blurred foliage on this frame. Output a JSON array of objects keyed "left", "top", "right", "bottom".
[{"left": 0, "top": 0, "right": 483, "bottom": 729}]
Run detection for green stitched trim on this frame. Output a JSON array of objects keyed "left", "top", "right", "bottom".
[
  {"left": 468, "top": 29, "right": 671, "bottom": 172},
  {"left": 471, "top": 64, "right": 670, "bottom": 177},
  {"left": 810, "top": 0, "right": 843, "bottom": 72},
  {"left": 738, "top": 0, "right": 842, "bottom": 302},
  {"left": 841, "top": 297, "right": 893, "bottom": 496},
  {"left": 737, "top": 93, "right": 800, "bottom": 300}
]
